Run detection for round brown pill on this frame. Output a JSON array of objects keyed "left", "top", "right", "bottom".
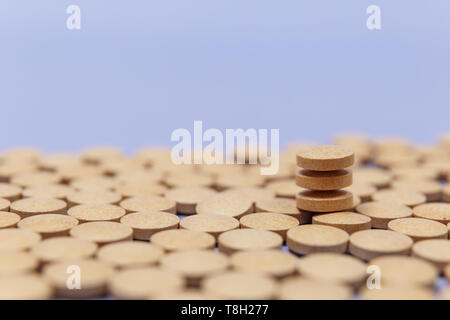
[
  {"left": 97, "top": 241, "right": 164, "bottom": 268},
  {"left": 296, "top": 190, "right": 354, "bottom": 213},
  {"left": 68, "top": 204, "right": 126, "bottom": 223},
  {"left": 119, "top": 195, "right": 176, "bottom": 214},
  {"left": 151, "top": 229, "right": 215, "bottom": 252},
  {"left": 0, "top": 197, "right": 10, "bottom": 211},
  {"left": 369, "top": 255, "right": 438, "bottom": 287},
  {"left": 388, "top": 217, "right": 448, "bottom": 242},
  {"left": 11, "top": 172, "right": 61, "bottom": 188},
  {"left": 392, "top": 180, "right": 443, "bottom": 202},
  {"left": 67, "top": 189, "right": 121, "bottom": 207},
  {"left": 359, "top": 286, "right": 433, "bottom": 300},
  {"left": 230, "top": 249, "right": 298, "bottom": 278},
  {"left": 10, "top": 197, "right": 67, "bottom": 218},
  {"left": 22, "top": 184, "right": 74, "bottom": 200},
  {"left": 109, "top": 267, "right": 184, "bottom": 299},
  {"left": 30, "top": 237, "right": 98, "bottom": 263},
  {"left": 196, "top": 193, "right": 253, "bottom": 219},
  {"left": 120, "top": 211, "right": 180, "bottom": 240},
  {"left": 220, "top": 187, "right": 275, "bottom": 206},
  {"left": 298, "top": 253, "right": 366, "bottom": 287},
  {"left": 412, "top": 239, "right": 450, "bottom": 270},
  {"left": 349, "top": 229, "right": 413, "bottom": 261},
  {"left": 164, "top": 186, "right": 217, "bottom": 214},
  {"left": 43, "top": 259, "right": 116, "bottom": 298},
  {"left": 344, "top": 182, "right": 376, "bottom": 202},
  {"left": 180, "top": 214, "right": 239, "bottom": 238},
  {"left": 0, "top": 274, "right": 53, "bottom": 300},
  {"left": 296, "top": 169, "right": 352, "bottom": 191},
  {"left": 279, "top": 277, "right": 352, "bottom": 300},
  {"left": 115, "top": 182, "right": 167, "bottom": 198},
  {"left": 353, "top": 168, "right": 392, "bottom": 188},
  {"left": 296, "top": 145, "right": 354, "bottom": 171},
  {"left": 286, "top": 225, "right": 349, "bottom": 255},
  {"left": 312, "top": 211, "right": 371, "bottom": 234},
  {"left": 0, "top": 211, "right": 21, "bottom": 228},
  {"left": 203, "top": 271, "right": 277, "bottom": 300},
  {"left": 255, "top": 198, "right": 310, "bottom": 223},
  {"left": 413, "top": 203, "right": 450, "bottom": 224},
  {"left": 218, "top": 229, "right": 283, "bottom": 255},
  {"left": 0, "top": 228, "right": 41, "bottom": 252},
  {"left": 70, "top": 176, "right": 120, "bottom": 191},
  {"left": 356, "top": 201, "right": 413, "bottom": 229},
  {"left": 0, "top": 183, "right": 22, "bottom": 201},
  {"left": 0, "top": 251, "right": 39, "bottom": 275},
  {"left": 160, "top": 250, "right": 229, "bottom": 286},
  {"left": 266, "top": 179, "right": 304, "bottom": 199},
  {"left": 372, "top": 189, "right": 426, "bottom": 208},
  {"left": 18, "top": 214, "right": 79, "bottom": 238},
  {"left": 70, "top": 221, "right": 133, "bottom": 246},
  {"left": 239, "top": 212, "right": 299, "bottom": 239}
]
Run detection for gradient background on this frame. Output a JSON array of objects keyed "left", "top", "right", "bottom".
[{"left": 1, "top": 1, "right": 449, "bottom": 153}]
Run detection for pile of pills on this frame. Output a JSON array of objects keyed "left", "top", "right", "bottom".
[{"left": 1, "top": 135, "right": 450, "bottom": 300}]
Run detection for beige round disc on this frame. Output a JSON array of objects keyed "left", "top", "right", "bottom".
[
  {"left": 230, "top": 249, "right": 298, "bottom": 278},
  {"left": 359, "top": 286, "right": 433, "bottom": 300},
  {"left": 18, "top": 214, "right": 78, "bottom": 238},
  {"left": 203, "top": 271, "right": 277, "bottom": 300},
  {"left": 43, "top": 259, "right": 116, "bottom": 298},
  {"left": 11, "top": 172, "right": 61, "bottom": 187},
  {"left": 344, "top": 182, "right": 376, "bottom": 202},
  {"left": 240, "top": 212, "right": 299, "bottom": 239},
  {"left": 0, "top": 274, "right": 53, "bottom": 300},
  {"left": 296, "top": 145, "right": 354, "bottom": 171},
  {"left": 0, "top": 251, "right": 39, "bottom": 275},
  {"left": 68, "top": 204, "right": 126, "bottom": 223},
  {"left": 298, "top": 253, "right": 366, "bottom": 287},
  {"left": 296, "top": 190, "right": 354, "bottom": 213},
  {"left": 196, "top": 193, "right": 253, "bottom": 219},
  {"left": 255, "top": 198, "right": 310, "bottom": 223},
  {"left": 412, "top": 239, "right": 450, "bottom": 270},
  {"left": 70, "top": 221, "right": 133, "bottom": 245},
  {"left": 108, "top": 267, "right": 184, "bottom": 299},
  {"left": 22, "top": 184, "right": 74, "bottom": 200},
  {"left": 413, "top": 203, "right": 450, "bottom": 224},
  {"left": 180, "top": 214, "right": 239, "bottom": 238},
  {"left": 220, "top": 187, "right": 275, "bottom": 206},
  {"left": 353, "top": 168, "right": 392, "bottom": 188},
  {"left": 164, "top": 186, "right": 217, "bottom": 214},
  {"left": 120, "top": 211, "right": 180, "bottom": 240},
  {"left": 151, "top": 229, "right": 215, "bottom": 252},
  {"left": 10, "top": 197, "right": 67, "bottom": 218},
  {"left": 295, "top": 169, "right": 352, "bottom": 191},
  {"left": 67, "top": 189, "right": 122, "bottom": 206},
  {"left": 266, "top": 179, "right": 304, "bottom": 199},
  {"left": 279, "top": 277, "right": 352, "bottom": 300},
  {"left": 160, "top": 250, "right": 229, "bottom": 285},
  {"left": 218, "top": 229, "right": 283, "bottom": 255},
  {"left": 115, "top": 182, "right": 168, "bottom": 198},
  {"left": 356, "top": 201, "right": 413, "bottom": 229},
  {"left": 0, "top": 197, "right": 11, "bottom": 211},
  {"left": 0, "top": 211, "right": 21, "bottom": 228},
  {"left": 57, "top": 164, "right": 105, "bottom": 182},
  {"left": 119, "top": 195, "right": 176, "bottom": 214},
  {"left": 369, "top": 255, "right": 438, "bottom": 287},
  {"left": 372, "top": 189, "right": 426, "bottom": 207},
  {"left": 312, "top": 211, "right": 371, "bottom": 234},
  {"left": 0, "top": 183, "right": 22, "bottom": 201},
  {"left": 30, "top": 236, "right": 98, "bottom": 263},
  {"left": 349, "top": 229, "right": 413, "bottom": 261},
  {"left": 0, "top": 228, "right": 41, "bottom": 252},
  {"left": 286, "top": 225, "right": 349, "bottom": 255},
  {"left": 97, "top": 241, "right": 164, "bottom": 268},
  {"left": 392, "top": 179, "right": 443, "bottom": 202},
  {"left": 388, "top": 217, "right": 448, "bottom": 242}
]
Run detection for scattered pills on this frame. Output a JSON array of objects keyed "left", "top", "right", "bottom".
[
  {"left": 296, "top": 145, "right": 354, "bottom": 171},
  {"left": 240, "top": 212, "right": 299, "bottom": 239},
  {"left": 296, "top": 169, "right": 352, "bottom": 191},
  {"left": 119, "top": 195, "right": 176, "bottom": 214},
  {"left": 255, "top": 198, "right": 309, "bottom": 223},
  {"left": 196, "top": 194, "right": 253, "bottom": 219},
  {"left": 30, "top": 237, "right": 98, "bottom": 263},
  {"left": 218, "top": 229, "right": 283, "bottom": 255},
  {"left": 10, "top": 197, "right": 67, "bottom": 218},
  {"left": 70, "top": 221, "right": 133, "bottom": 245},
  {"left": 412, "top": 239, "right": 450, "bottom": 270},
  {"left": 0, "top": 211, "right": 21, "bottom": 228},
  {"left": 296, "top": 190, "right": 354, "bottom": 213},
  {"left": 413, "top": 203, "right": 450, "bottom": 224},
  {"left": 68, "top": 204, "right": 126, "bottom": 223},
  {"left": 312, "top": 211, "right": 371, "bottom": 234},
  {"left": 392, "top": 179, "right": 443, "bottom": 202},
  {"left": 67, "top": 189, "right": 122, "bottom": 207},
  {"left": 180, "top": 214, "right": 239, "bottom": 238},
  {"left": 349, "top": 229, "right": 413, "bottom": 261},
  {"left": 388, "top": 217, "right": 448, "bottom": 241},
  {"left": 356, "top": 201, "right": 413, "bottom": 229},
  {"left": 0, "top": 228, "right": 41, "bottom": 252},
  {"left": 119, "top": 211, "right": 180, "bottom": 240},
  {"left": 286, "top": 225, "right": 349, "bottom": 255},
  {"left": 164, "top": 186, "right": 217, "bottom": 214},
  {"left": 18, "top": 214, "right": 79, "bottom": 238},
  {"left": 151, "top": 229, "right": 216, "bottom": 252},
  {"left": 97, "top": 241, "right": 164, "bottom": 268}
]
